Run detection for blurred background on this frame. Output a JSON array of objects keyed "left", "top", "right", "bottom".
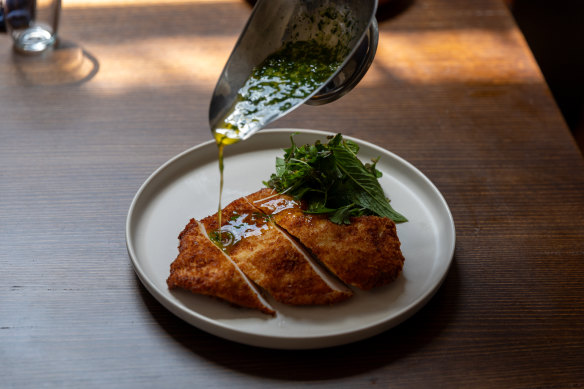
[{"left": 505, "top": 0, "right": 584, "bottom": 152}]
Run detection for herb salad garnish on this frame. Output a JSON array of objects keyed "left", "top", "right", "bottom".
[{"left": 264, "top": 133, "right": 407, "bottom": 225}]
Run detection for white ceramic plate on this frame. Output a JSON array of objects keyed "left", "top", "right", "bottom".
[{"left": 126, "top": 129, "right": 455, "bottom": 349}]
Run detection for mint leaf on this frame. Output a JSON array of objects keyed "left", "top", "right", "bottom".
[
  {"left": 264, "top": 133, "right": 407, "bottom": 224},
  {"left": 275, "top": 157, "right": 286, "bottom": 176},
  {"left": 328, "top": 204, "right": 356, "bottom": 225},
  {"left": 332, "top": 142, "right": 407, "bottom": 222}
]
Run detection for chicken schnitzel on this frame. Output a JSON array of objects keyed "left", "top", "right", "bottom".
[
  {"left": 200, "top": 197, "right": 352, "bottom": 305},
  {"left": 247, "top": 188, "right": 405, "bottom": 290},
  {"left": 167, "top": 218, "right": 275, "bottom": 315}
]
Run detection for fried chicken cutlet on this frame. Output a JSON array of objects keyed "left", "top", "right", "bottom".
[
  {"left": 247, "top": 188, "right": 405, "bottom": 290},
  {"left": 167, "top": 218, "right": 275, "bottom": 315},
  {"left": 200, "top": 197, "right": 352, "bottom": 305}
]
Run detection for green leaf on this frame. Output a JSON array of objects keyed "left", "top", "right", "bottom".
[
  {"left": 275, "top": 157, "right": 286, "bottom": 176},
  {"left": 331, "top": 141, "right": 408, "bottom": 222},
  {"left": 264, "top": 133, "right": 407, "bottom": 224},
  {"left": 328, "top": 204, "right": 355, "bottom": 225}
]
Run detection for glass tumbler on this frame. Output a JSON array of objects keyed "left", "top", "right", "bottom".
[{"left": 0, "top": 0, "right": 61, "bottom": 54}]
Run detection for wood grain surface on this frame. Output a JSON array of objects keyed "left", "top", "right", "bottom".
[{"left": 1, "top": 0, "right": 583, "bottom": 387}]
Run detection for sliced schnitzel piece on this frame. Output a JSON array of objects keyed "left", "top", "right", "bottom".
[
  {"left": 247, "top": 188, "right": 405, "bottom": 290},
  {"left": 167, "top": 218, "right": 275, "bottom": 315},
  {"left": 200, "top": 197, "right": 352, "bottom": 305}
]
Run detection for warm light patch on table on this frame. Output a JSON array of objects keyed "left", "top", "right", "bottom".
[
  {"left": 63, "top": 0, "right": 237, "bottom": 8},
  {"left": 88, "top": 37, "right": 234, "bottom": 92},
  {"left": 364, "top": 29, "right": 541, "bottom": 85},
  {"left": 60, "top": 0, "right": 244, "bottom": 91}
]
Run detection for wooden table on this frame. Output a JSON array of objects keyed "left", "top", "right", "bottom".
[{"left": 2, "top": 0, "right": 583, "bottom": 387}]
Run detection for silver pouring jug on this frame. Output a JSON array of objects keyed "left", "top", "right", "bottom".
[{"left": 210, "top": 0, "right": 379, "bottom": 140}]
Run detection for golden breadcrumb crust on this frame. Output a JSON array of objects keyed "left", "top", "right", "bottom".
[
  {"left": 201, "top": 197, "right": 352, "bottom": 305},
  {"left": 167, "top": 218, "right": 274, "bottom": 315},
  {"left": 247, "top": 188, "right": 405, "bottom": 290}
]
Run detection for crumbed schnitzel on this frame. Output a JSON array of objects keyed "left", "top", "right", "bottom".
[
  {"left": 167, "top": 218, "right": 275, "bottom": 315},
  {"left": 247, "top": 188, "right": 405, "bottom": 290},
  {"left": 200, "top": 197, "right": 352, "bottom": 305},
  {"left": 167, "top": 188, "right": 404, "bottom": 314}
]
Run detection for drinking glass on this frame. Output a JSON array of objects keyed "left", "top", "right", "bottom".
[{"left": 1, "top": 0, "right": 61, "bottom": 54}]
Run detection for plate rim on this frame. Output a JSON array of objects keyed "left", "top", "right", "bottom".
[{"left": 125, "top": 128, "right": 456, "bottom": 349}]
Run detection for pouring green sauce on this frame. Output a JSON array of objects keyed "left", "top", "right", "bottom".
[
  {"left": 212, "top": 40, "right": 341, "bottom": 246},
  {"left": 213, "top": 40, "right": 341, "bottom": 144}
]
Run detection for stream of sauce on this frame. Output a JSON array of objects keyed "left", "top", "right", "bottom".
[{"left": 212, "top": 40, "right": 341, "bottom": 248}]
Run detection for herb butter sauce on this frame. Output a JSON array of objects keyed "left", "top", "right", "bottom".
[{"left": 212, "top": 40, "right": 341, "bottom": 246}]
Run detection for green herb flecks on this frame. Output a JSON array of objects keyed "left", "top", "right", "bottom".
[
  {"left": 214, "top": 40, "right": 341, "bottom": 143},
  {"left": 264, "top": 133, "right": 407, "bottom": 225}
]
